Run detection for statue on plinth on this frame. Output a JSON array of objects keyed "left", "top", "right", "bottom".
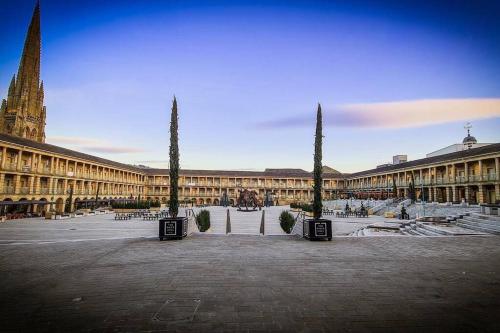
[{"left": 237, "top": 189, "right": 261, "bottom": 211}]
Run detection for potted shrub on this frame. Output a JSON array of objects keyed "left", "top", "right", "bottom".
[
  {"left": 159, "top": 97, "right": 188, "bottom": 240},
  {"left": 303, "top": 104, "right": 332, "bottom": 241}
]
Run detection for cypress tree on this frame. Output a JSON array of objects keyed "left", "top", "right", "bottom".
[
  {"left": 313, "top": 103, "right": 323, "bottom": 219},
  {"left": 169, "top": 96, "right": 179, "bottom": 218}
]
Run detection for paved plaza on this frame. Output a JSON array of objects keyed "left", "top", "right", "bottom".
[{"left": 1, "top": 215, "right": 500, "bottom": 332}]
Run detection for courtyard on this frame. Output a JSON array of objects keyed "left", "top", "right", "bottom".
[{"left": 1, "top": 214, "right": 500, "bottom": 332}]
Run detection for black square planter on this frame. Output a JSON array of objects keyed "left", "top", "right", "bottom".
[
  {"left": 303, "top": 218, "right": 332, "bottom": 241},
  {"left": 159, "top": 217, "right": 188, "bottom": 240}
]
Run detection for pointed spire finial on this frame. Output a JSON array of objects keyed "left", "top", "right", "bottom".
[
  {"left": 464, "top": 122, "right": 472, "bottom": 136},
  {"left": 8, "top": 75, "right": 16, "bottom": 96}
]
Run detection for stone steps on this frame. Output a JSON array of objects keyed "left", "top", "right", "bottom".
[
  {"left": 455, "top": 220, "right": 500, "bottom": 235},
  {"left": 416, "top": 222, "right": 453, "bottom": 236},
  {"left": 460, "top": 216, "right": 500, "bottom": 231},
  {"left": 230, "top": 209, "right": 262, "bottom": 235},
  {"left": 263, "top": 209, "right": 287, "bottom": 235},
  {"left": 463, "top": 216, "right": 500, "bottom": 228},
  {"left": 200, "top": 207, "right": 227, "bottom": 234},
  {"left": 470, "top": 213, "right": 500, "bottom": 223}
]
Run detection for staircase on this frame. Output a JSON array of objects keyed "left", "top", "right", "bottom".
[
  {"left": 229, "top": 208, "right": 262, "bottom": 235},
  {"left": 454, "top": 213, "right": 500, "bottom": 235},
  {"left": 263, "top": 208, "right": 288, "bottom": 235},
  {"left": 193, "top": 207, "right": 227, "bottom": 234}
]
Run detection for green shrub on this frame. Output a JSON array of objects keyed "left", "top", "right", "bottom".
[
  {"left": 290, "top": 202, "right": 313, "bottom": 212},
  {"left": 196, "top": 209, "right": 210, "bottom": 232},
  {"left": 279, "top": 210, "right": 295, "bottom": 234}
]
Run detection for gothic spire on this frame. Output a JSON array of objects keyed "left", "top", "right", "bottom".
[
  {"left": 8, "top": 75, "right": 16, "bottom": 98},
  {"left": 14, "top": 0, "right": 41, "bottom": 105}
]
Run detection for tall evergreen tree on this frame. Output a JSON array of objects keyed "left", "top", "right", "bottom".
[
  {"left": 313, "top": 103, "right": 323, "bottom": 219},
  {"left": 169, "top": 97, "right": 179, "bottom": 218}
]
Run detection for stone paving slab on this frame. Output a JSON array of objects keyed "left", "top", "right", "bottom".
[{"left": 0, "top": 220, "right": 500, "bottom": 332}]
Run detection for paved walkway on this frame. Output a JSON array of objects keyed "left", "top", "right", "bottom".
[{"left": 0, "top": 218, "right": 499, "bottom": 332}]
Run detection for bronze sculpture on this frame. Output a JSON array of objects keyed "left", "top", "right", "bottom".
[{"left": 237, "top": 189, "right": 261, "bottom": 211}]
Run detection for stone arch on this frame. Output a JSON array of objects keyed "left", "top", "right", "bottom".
[
  {"left": 30, "top": 128, "right": 37, "bottom": 140},
  {"left": 25, "top": 127, "right": 30, "bottom": 138},
  {"left": 55, "top": 198, "right": 64, "bottom": 213},
  {"left": 229, "top": 199, "right": 235, "bottom": 206},
  {"left": 1, "top": 198, "right": 13, "bottom": 215},
  {"left": 37, "top": 198, "right": 48, "bottom": 214},
  {"left": 206, "top": 198, "right": 212, "bottom": 205},
  {"left": 213, "top": 198, "right": 220, "bottom": 206}
]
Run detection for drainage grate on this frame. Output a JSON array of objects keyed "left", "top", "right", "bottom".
[{"left": 152, "top": 298, "right": 201, "bottom": 323}]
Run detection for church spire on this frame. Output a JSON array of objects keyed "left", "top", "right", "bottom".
[
  {"left": 1, "top": 1, "right": 46, "bottom": 142},
  {"left": 14, "top": 0, "right": 41, "bottom": 108}
]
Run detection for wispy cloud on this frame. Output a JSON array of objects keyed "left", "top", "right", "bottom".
[
  {"left": 48, "top": 136, "right": 101, "bottom": 145},
  {"left": 135, "top": 160, "right": 169, "bottom": 164},
  {"left": 47, "top": 136, "right": 146, "bottom": 154},
  {"left": 255, "top": 98, "right": 500, "bottom": 129}
]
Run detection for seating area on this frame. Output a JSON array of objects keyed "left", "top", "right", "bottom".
[
  {"left": 114, "top": 213, "right": 132, "bottom": 220},
  {"left": 113, "top": 210, "right": 170, "bottom": 221},
  {"left": 336, "top": 210, "right": 369, "bottom": 218}
]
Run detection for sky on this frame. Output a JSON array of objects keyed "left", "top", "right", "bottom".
[{"left": 1, "top": 0, "right": 500, "bottom": 173}]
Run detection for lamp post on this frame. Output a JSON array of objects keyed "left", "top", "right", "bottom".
[{"left": 421, "top": 182, "right": 426, "bottom": 217}]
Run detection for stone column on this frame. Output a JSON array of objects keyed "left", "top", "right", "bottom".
[
  {"left": 48, "top": 177, "right": 54, "bottom": 195},
  {"left": 452, "top": 186, "right": 457, "bottom": 202},
  {"left": 37, "top": 154, "right": 42, "bottom": 173},
  {"left": 433, "top": 187, "right": 438, "bottom": 203},
  {"left": 30, "top": 153, "right": 36, "bottom": 172},
  {"left": 465, "top": 186, "right": 470, "bottom": 203},
  {"left": 28, "top": 176, "right": 35, "bottom": 195},
  {"left": 495, "top": 184, "right": 500, "bottom": 203},
  {"left": 14, "top": 175, "right": 21, "bottom": 194},
  {"left": 0, "top": 173, "right": 5, "bottom": 194},
  {"left": 445, "top": 187, "right": 451, "bottom": 203},
  {"left": 0, "top": 146, "right": 7, "bottom": 169},
  {"left": 464, "top": 161, "right": 469, "bottom": 182},
  {"left": 478, "top": 185, "right": 485, "bottom": 204},
  {"left": 16, "top": 150, "right": 23, "bottom": 171},
  {"left": 496, "top": 158, "right": 499, "bottom": 182},
  {"left": 50, "top": 156, "right": 54, "bottom": 173},
  {"left": 35, "top": 176, "right": 41, "bottom": 195},
  {"left": 478, "top": 160, "right": 483, "bottom": 181}
]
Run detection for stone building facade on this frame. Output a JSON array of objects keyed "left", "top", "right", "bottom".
[{"left": 1, "top": 2, "right": 499, "bottom": 215}]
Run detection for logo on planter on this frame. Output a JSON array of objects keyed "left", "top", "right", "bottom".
[
  {"left": 314, "top": 222, "right": 327, "bottom": 237},
  {"left": 164, "top": 221, "right": 177, "bottom": 236}
]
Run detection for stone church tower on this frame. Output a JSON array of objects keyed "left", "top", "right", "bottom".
[{"left": 0, "top": 1, "right": 46, "bottom": 143}]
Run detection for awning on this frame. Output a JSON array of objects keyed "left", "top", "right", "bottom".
[{"left": 0, "top": 200, "right": 55, "bottom": 206}]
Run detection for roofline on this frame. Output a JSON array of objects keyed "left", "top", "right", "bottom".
[{"left": 348, "top": 143, "right": 500, "bottom": 178}]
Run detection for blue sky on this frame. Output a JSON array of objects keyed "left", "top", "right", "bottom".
[{"left": 1, "top": 0, "right": 500, "bottom": 172}]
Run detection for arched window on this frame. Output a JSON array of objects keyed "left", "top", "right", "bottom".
[
  {"left": 30, "top": 128, "right": 37, "bottom": 140},
  {"left": 25, "top": 127, "right": 30, "bottom": 138}
]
